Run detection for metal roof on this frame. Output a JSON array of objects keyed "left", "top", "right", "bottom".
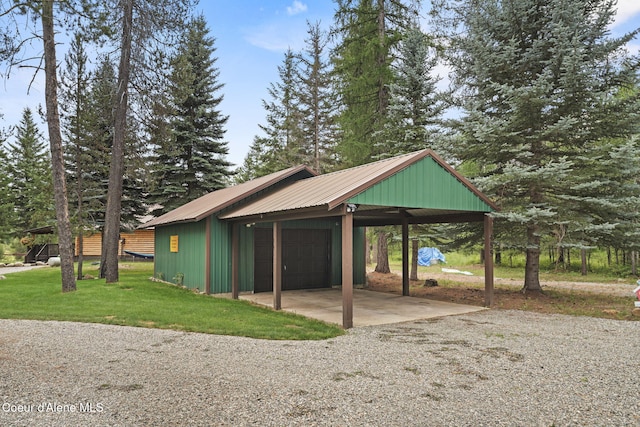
[
  {"left": 219, "top": 149, "right": 497, "bottom": 221},
  {"left": 140, "top": 165, "right": 316, "bottom": 228},
  {"left": 24, "top": 225, "right": 55, "bottom": 235}
]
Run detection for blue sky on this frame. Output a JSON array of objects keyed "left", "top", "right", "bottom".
[
  {"left": 199, "top": 1, "right": 336, "bottom": 165},
  {"left": 1, "top": 0, "right": 639, "bottom": 167}
]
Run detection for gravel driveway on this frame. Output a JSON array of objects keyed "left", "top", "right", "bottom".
[{"left": 1, "top": 311, "right": 639, "bottom": 426}]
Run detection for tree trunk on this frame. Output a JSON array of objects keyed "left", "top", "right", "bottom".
[
  {"left": 76, "top": 233, "right": 84, "bottom": 280},
  {"left": 374, "top": 230, "right": 390, "bottom": 273},
  {"left": 410, "top": 238, "right": 418, "bottom": 280},
  {"left": 100, "top": 0, "right": 133, "bottom": 282},
  {"left": 76, "top": 146, "right": 83, "bottom": 280},
  {"left": 581, "top": 248, "right": 588, "bottom": 276},
  {"left": 632, "top": 251, "right": 637, "bottom": 276},
  {"left": 41, "top": 0, "right": 76, "bottom": 292},
  {"left": 523, "top": 224, "right": 542, "bottom": 291},
  {"left": 558, "top": 247, "right": 565, "bottom": 268}
]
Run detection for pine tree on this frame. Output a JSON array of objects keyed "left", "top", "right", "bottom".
[
  {"left": 7, "top": 108, "right": 54, "bottom": 232},
  {"left": 121, "top": 119, "right": 149, "bottom": 229},
  {"left": 60, "top": 31, "right": 93, "bottom": 278},
  {"left": 434, "top": 0, "right": 640, "bottom": 290},
  {"left": 84, "top": 58, "right": 117, "bottom": 229},
  {"left": 375, "top": 24, "right": 444, "bottom": 157},
  {"left": 0, "top": 132, "right": 15, "bottom": 240},
  {"left": 331, "top": 0, "right": 418, "bottom": 166},
  {"left": 559, "top": 137, "right": 640, "bottom": 273},
  {"left": 297, "top": 21, "right": 338, "bottom": 173},
  {"left": 149, "top": 15, "right": 232, "bottom": 215},
  {"left": 100, "top": 0, "right": 195, "bottom": 282}
]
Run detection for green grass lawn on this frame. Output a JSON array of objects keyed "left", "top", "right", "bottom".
[{"left": 0, "top": 263, "right": 344, "bottom": 340}]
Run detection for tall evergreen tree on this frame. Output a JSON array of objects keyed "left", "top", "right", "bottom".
[
  {"left": 297, "top": 21, "right": 338, "bottom": 173},
  {"left": 149, "top": 15, "right": 232, "bottom": 215},
  {"left": 375, "top": 24, "right": 444, "bottom": 157},
  {"left": 0, "top": 131, "right": 15, "bottom": 240},
  {"left": 433, "top": 0, "right": 640, "bottom": 290},
  {"left": 120, "top": 116, "right": 149, "bottom": 229},
  {"left": 1, "top": 0, "right": 88, "bottom": 291},
  {"left": 60, "top": 31, "right": 92, "bottom": 278},
  {"left": 85, "top": 58, "right": 117, "bottom": 228},
  {"left": 560, "top": 137, "right": 640, "bottom": 272},
  {"left": 7, "top": 108, "right": 54, "bottom": 232},
  {"left": 331, "top": 0, "right": 418, "bottom": 166},
  {"left": 100, "top": 0, "right": 195, "bottom": 282}
]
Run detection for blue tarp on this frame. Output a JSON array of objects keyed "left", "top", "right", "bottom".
[{"left": 417, "top": 247, "right": 446, "bottom": 266}]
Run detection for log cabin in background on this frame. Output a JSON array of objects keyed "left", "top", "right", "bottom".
[{"left": 75, "top": 229, "right": 155, "bottom": 259}]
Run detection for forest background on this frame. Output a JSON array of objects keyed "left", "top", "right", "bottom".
[{"left": 0, "top": 0, "right": 639, "bottom": 293}]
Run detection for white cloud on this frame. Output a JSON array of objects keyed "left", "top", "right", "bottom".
[
  {"left": 243, "top": 1, "right": 311, "bottom": 52},
  {"left": 244, "top": 17, "right": 310, "bottom": 52},
  {"left": 286, "top": 1, "right": 307, "bottom": 16},
  {"left": 612, "top": 0, "right": 640, "bottom": 28},
  {"left": 245, "top": 23, "right": 296, "bottom": 51}
]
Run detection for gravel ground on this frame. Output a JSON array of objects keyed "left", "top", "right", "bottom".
[
  {"left": 406, "top": 270, "right": 638, "bottom": 297},
  {"left": 0, "top": 265, "right": 48, "bottom": 275},
  {"left": 1, "top": 311, "right": 639, "bottom": 427}
]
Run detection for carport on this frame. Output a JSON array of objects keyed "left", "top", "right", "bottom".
[
  {"left": 220, "top": 150, "right": 497, "bottom": 329},
  {"left": 240, "top": 288, "right": 487, "bottom": 327}
]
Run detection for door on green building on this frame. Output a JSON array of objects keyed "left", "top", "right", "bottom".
[{"left": 254, "top": 228, "right": 331, "bottom": 293}]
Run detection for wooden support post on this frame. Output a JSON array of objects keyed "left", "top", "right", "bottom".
[
  {"left": 205, "top": 216, "right": 212, "bottom": 294},
  {"left": 273, "top": 221, "right": 282, "bottom": 310},
  {"left": 231, "top": 222, "right": 239, "bottom": 299},
  {"left": 402, "top": 219, "right": 409, "bottom": 296},
  {"left": 342, "top": 212, "right": 354, "bottom": 329},
  {"left": 484, "top": 214, "right": 494, "bottom": 307}
]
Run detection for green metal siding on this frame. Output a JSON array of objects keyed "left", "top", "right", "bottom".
[
  {"left": 154, "top": 222, "right": 206, "bottom": 291},
  {"left": 348, "top": 157, "right": 493, "bottom": 211},
  {"left": 207, "top": 217, "right": 233, "bottom": 294},
  {"left": 155, "top": 217, "right": 367, "bottom": 294},
  {"left": 238, "top": 224, "right": 255, "bottom": 293}
]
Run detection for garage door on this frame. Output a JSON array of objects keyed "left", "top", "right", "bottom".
[{"left": 254, "top": 228, "right": 331, "bottom": 293}]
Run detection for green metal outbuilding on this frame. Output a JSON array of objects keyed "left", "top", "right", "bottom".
[{"left": 141, "top": 150, "right": 497, "bottom": 328}]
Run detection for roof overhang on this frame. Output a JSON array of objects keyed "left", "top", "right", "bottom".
[
  {"left": 24, "top": 225, "right": 55, "bottom": 235},
  {"left": 140, "top": 165, "right": 316, "bottom": 229}
]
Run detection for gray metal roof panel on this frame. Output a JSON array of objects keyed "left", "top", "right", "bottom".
[{"left": 140, "top": 165, "right": 316, "bottom": 228}]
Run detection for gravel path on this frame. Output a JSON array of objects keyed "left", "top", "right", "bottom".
[{"left": 1, "top": 311, "right": 639, "bottom": 426}]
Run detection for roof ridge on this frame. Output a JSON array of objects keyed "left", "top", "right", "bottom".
[{"left": 308, "top": 149, "right": 427, "bottom": 179}]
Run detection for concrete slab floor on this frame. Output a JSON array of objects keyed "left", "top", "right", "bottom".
[{"left": 240, "top": 288, "right": 487, "bottom": 327}]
